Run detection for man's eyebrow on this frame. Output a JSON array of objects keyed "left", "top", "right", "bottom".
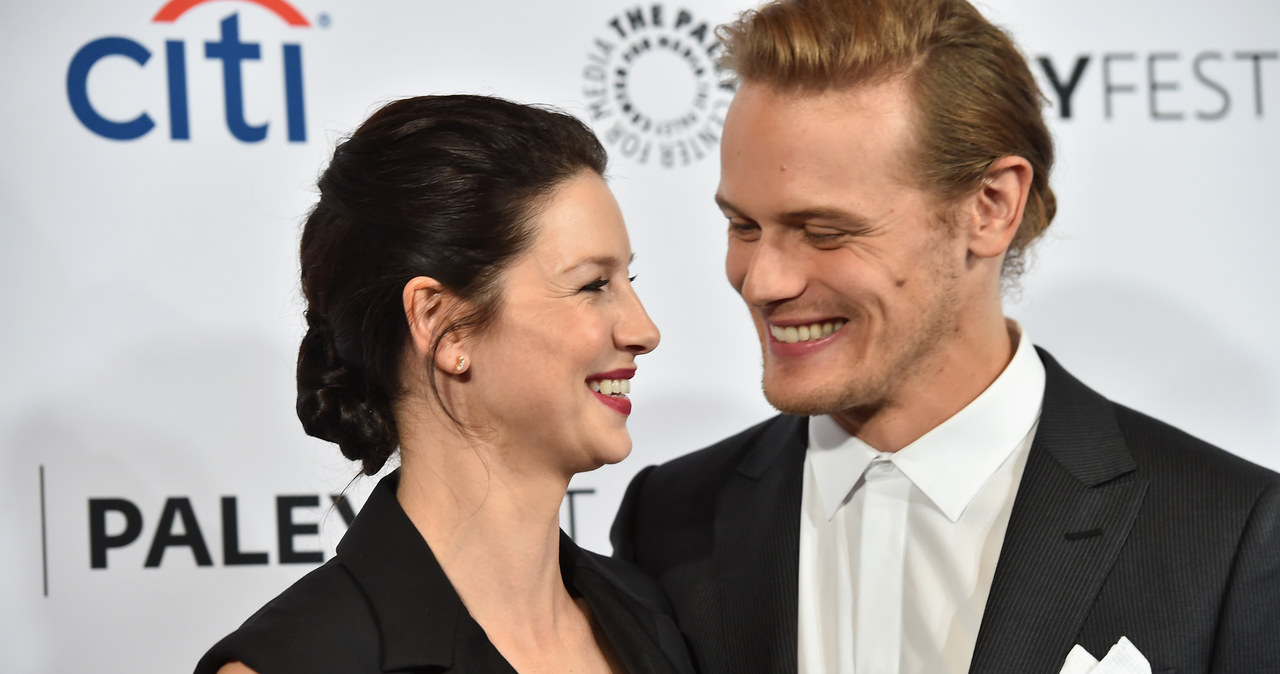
[
  {"left": 715, "top": 194, "right": 871, "bottom": 229},
  {"left": 777, "top": 207, "right": 870, "bottom": 228},
  {"left": 714, "top": 193, "right": 741, "bottom": 215}
]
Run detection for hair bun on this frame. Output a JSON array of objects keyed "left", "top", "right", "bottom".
[{"left": 295, "top": 319, "right": 397, "bottom": 475}]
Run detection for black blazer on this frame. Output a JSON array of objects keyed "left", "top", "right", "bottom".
[
  {"left": 612, "top": 348, "right": 1280, "bottom": 673},
  {"left": 197, "top": 470, "right": 694, "bottom": 674}
]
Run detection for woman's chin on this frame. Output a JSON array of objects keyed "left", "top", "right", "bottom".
[{"left": 575, "top": 442, "right": 633, "bottom": 474}]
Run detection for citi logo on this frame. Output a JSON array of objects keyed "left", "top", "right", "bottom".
[{"left": 66, "top": 0, "right": 314, "bottom": 143}]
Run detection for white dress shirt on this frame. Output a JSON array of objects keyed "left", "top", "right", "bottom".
[{"left": 797, "top": 327, "right": 1046, "bottom": 674}]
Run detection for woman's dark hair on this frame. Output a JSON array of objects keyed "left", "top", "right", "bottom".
[{"left": 295, "top": 95, "right": 608, "bottom": 475}]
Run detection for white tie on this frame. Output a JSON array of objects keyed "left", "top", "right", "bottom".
[{"left": 855, "top": 457, "right": 911, "bottom": 673}]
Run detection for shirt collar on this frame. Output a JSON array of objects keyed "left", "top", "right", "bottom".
[
  {"left": 807, "top": 414, "right": 880, "bottom": 520},
  {"left": 807, "top": 323, "right": 1046, "bottom": 523}
]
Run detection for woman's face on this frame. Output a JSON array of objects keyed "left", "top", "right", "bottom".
[{"left": 464, "top": 171, "right": 660, "bottom": 477}]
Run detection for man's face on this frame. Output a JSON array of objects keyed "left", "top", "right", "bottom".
[{"left": 717, "top": 78, "right": 973, "bottom": 423}]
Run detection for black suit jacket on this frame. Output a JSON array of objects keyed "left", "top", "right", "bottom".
[
  {"left": 612, "top": 348, "right": 1280, "bottom": 673},
  {"left": 197, "top": 470, "right": 695, "bottom": 674}
]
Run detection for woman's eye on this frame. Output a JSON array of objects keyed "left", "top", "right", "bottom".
[{"left": 580, "top": 279, "right": 609, "bottom": 292}]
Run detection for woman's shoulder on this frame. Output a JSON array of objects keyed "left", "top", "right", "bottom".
[
  {"left": 563, "top": 536, "right": 676, "bottom": 617},
  {"left": 194, "top": 559, "right": 380, "bottom": 674},
  {"left": 563, "top": 538, "right": 697, "bottom": 674}
]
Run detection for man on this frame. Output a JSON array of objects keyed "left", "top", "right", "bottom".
[{"left": 611, "top": 0, "right": 1280, "bottom": 672}]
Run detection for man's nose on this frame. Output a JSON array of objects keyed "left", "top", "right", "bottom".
[{"left": 736, "top": 236, "right": 806, "bottom": 308}]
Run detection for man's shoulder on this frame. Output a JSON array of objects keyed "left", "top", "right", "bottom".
[
  {"left": 1111, "top": 401, "right": 1280, "bottom": 488},
  {"left": 1039, "top": 345, "right": 1277, "bottom": 484},
  {"left": 644, "top": 413, "right": 804, "bottom": 489},
  {"left": 611, "top": 414, "right": 803, "bottom": 556}
]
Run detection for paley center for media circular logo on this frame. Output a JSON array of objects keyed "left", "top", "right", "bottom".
[{"left": 582, "top": 4, "right": 737, "bottom": 169}]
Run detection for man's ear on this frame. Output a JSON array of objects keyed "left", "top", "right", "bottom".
[
  {"left": 967, "top": 155, "right": 1034, "bottom": 259},
  {"left": 402, "top": 276, "right": 465, "bottom": 373}
]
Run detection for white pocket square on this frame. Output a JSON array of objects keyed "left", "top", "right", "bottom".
[{"left": 1058, "top": 637, "right": 1151, "bottom": 674}]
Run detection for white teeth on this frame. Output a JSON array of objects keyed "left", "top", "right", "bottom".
[
  {"left": 589, "top": 378, "right": 630, "bottom": 395},
  {"left": 771, "top": 320, "right": 846, "bottom": 344}
]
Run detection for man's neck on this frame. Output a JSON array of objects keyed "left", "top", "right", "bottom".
[{"left": 832, "top": 318, "right": 1017, "bottom": 452}]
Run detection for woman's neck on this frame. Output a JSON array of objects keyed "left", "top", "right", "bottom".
[
  {"left": 391, "top": 400, "right": 619, "bottom": 673},
  {"left": 395, "top": 423, "right": 578, "bottom": 645}
]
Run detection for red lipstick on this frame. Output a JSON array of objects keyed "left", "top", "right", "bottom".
[
  {"left": 587, "top": 368, "right": 636, "bottom": 416},
  {"left": 592, "top": 391, "right": 632, "bottom": 416},
  {"left": 589, "top": 368, "right": 636, "bottom": 380}
]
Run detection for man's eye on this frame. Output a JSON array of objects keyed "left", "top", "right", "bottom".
[
  {"left": 580, "top": 279, "right": 609, "bottom": 292},
  {"left": 728, "top": 221, "right": 760, "bottom": 239},
  {"left": 803, "top": 227, "right": 846, "bottom": 243}
]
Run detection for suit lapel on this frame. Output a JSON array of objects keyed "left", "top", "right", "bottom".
[
  {"left": 969, "top": 348, "right": 1149, "bottom": 672},
  {"left": 715, "top": 415, "right": 807, "bottom": 673}
]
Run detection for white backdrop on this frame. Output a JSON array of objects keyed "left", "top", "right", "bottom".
[{"left": 1, "top": 0, "right": 1276, "bottom": 671}]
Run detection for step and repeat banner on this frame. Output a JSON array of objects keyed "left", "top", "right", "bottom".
[{"left": 2, "top": 0, "right": 1276, "bottom": 670}]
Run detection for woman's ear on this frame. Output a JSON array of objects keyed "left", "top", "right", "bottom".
[
  {"left": 402, "top": 277, "right": 464, "bottom": 374},
  {"left": 967, "top": 155, "right": 1034, "bottom": 259}
]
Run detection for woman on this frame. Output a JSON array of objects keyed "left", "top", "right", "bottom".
[{"left": 195, "top": 95, "right": 691, "bottom": 674}]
